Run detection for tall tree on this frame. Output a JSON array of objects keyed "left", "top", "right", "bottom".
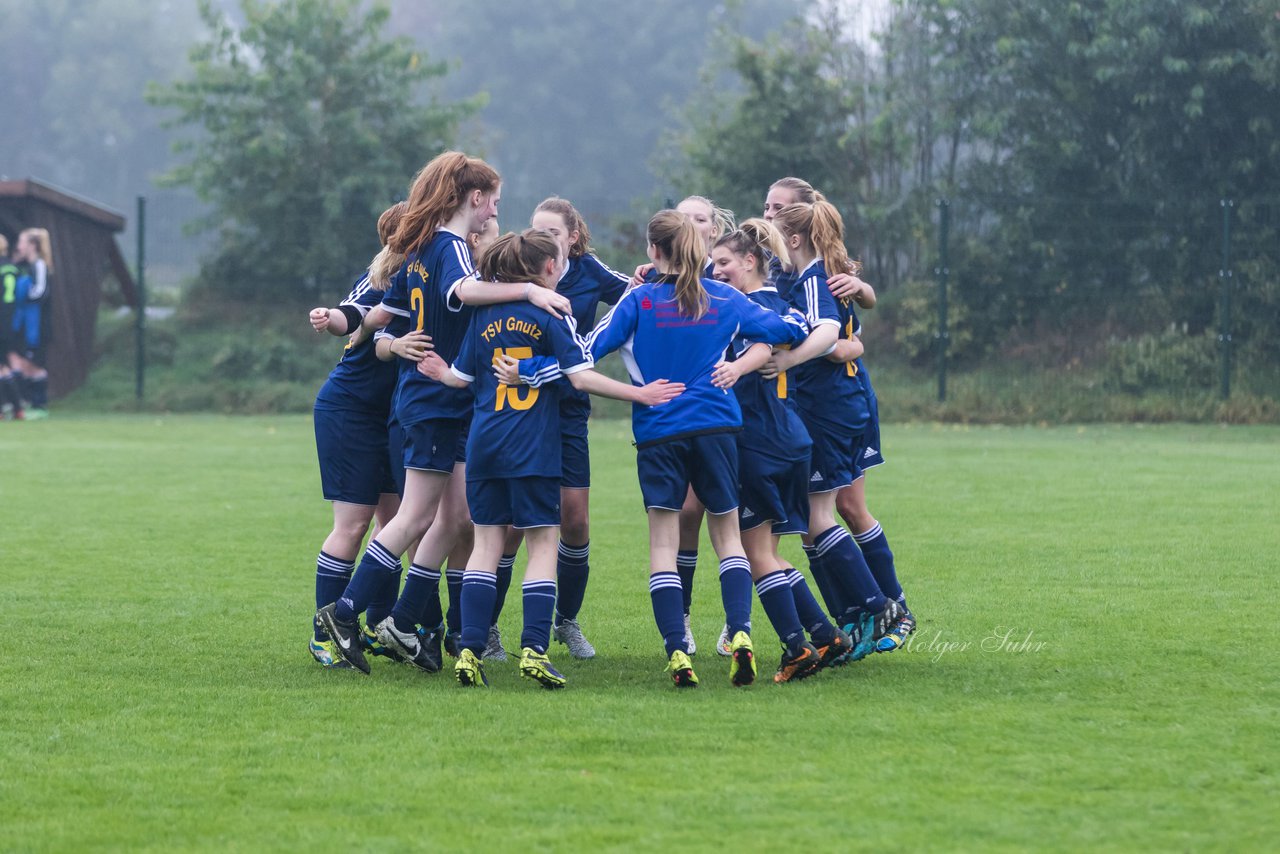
[{"left": 150, "top": 0, "right": 479, "bottom": 299}]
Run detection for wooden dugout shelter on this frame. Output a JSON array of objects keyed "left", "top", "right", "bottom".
[{"left": 0, "top": 178, "right": 137, "bottom": 399}]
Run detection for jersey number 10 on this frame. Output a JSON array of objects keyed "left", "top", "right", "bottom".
[{"left": 493, "top": 347, "right": 539, "bottom": 411}]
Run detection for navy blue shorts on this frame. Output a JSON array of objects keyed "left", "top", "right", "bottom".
[
  {"left": 454, "top": 413, "right": 472, "bottom": 464},
  {"left": 468, "top": 476, "right": 561, "bottom": 528},
  {"left": 403, "top": 417, "right": 463, "bottom": 474},
  {"left": 387, "top": 418, "right": 406, "bottom": 496},
  {"left": 803, "top": 420, "right": 855, "bottom": 494},
  {"left": 738, "top": 446, "right": 811, "bottom": 535},
  {"left": 637, "top": 432, "right": 739, "bottom": 515},
  {"left": 560, "top": 428, "right": 591, "bottom": 490},
  {"left": 851, "top": 421, "right": 885, "bottom": 480},
  {"left": 314, "top": 406, "right": 397, "bottom": 505}
]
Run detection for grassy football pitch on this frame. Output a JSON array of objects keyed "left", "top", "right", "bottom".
[{"left": 2, "top": 416, "right": 1276, "bottom": 851}]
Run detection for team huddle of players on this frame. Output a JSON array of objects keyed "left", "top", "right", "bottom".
[{"left": 307, "top": 150, "right": 915, "bottom": 690}]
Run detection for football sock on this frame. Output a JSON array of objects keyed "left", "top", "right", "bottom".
[
  {"left": 460, "top": 571, "right": 498, "bottom": 655},
  {"left": 853, "top": 521, "right": 904, "bottom": 601},
  {"left": 785, "top": 567, "right": 837, "bottom": 644},
  {"left": 314, "top": 551, "right": 354, "bottom": 640},
  {"left": 802, "top": 543, "right": 844, "bottom": 618},
  {"left": 754, "top": 570, "right": 805, "bottom": 648},
  {"left": 554, "top": 540, "right": 590, "bottom": 623},
  {"left": 718, "top": 556, "right": 753, "bottom": 637},
  {"left": 336, "top": 539, "right": 400, "bottom": 623},
  {"left": 649, "top": 571, "right": 687, "bottom": 656},
  {"left": 365, "top": 561, "right": 401, "bottom": 629},
  {"left": 491, "top": 553, "right": 516, "bottom": 624},
  {"left": 520, "top": 580, "right": 558, "bottom": 654},
  {"left": 28, "top": 375, "right": 47, "bottom": 408},
  {"left": 0, "top": 375, "right": 19, "bottom": 410},
  {"left": 444, "top": 567, "right": 464, "bottom": 632},
  {"left": 814, "top": 525, "right": 887, "bottom": 614},
  {"left": 676, "top": 550, "right": 698, "bottom": 614},
  {"left": 391, "top": 564, "right": 439, "bottom": 634}
]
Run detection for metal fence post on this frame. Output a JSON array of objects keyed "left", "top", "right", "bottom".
[
  {"left": 936, "top": 198, "right": 950, "bottom": 402},
  {"left": 136, "top": 195, "right": 146, "bottom": 404},
  {"left": 1219, "top": 199, "right": 1234, "bottom": 400}
]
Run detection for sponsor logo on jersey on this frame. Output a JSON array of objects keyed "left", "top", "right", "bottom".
[{"left": 641, "top": 297, "right": 653, "bottom": 310}]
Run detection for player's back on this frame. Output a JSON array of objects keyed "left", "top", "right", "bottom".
[
  {"left": 589, "top": 275, "right": 805, "bottom": 447},
  {"left": 383, "top": 230, "right": 476, "bottom": 424},
  {"left": 454, "top": 300, "right": 592, "bottom": 479},
  {"left": 731, "top": 288, "right": 813, "bottom": 462},
  {"left": 788, "top": 259, "right": 869, "bottom": 433},
  {"left": 317, "top": 274, "right": 398, "bottom": 416}
]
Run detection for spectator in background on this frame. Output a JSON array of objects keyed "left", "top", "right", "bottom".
[
  {"left": 8, "top": 227, "right": 52, "bottom": 419},
  {"left": 0, "top": 234, "right": 23, "bottom": 419}
]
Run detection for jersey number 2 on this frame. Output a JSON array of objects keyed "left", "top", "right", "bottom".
[
  {"left": 493, "top": 347, "right": 539, "bottom": 411},
  {"left": 410, "top": 287, "right": 426, "bottom": 332}
]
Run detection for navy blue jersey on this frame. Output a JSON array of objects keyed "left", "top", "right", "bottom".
[
  {"left": 729, "top": 287, "right": 813, "bottom": 463},
  {"left": 381, "top": 229, "right": 476, "bottom": 425},
  {"left": 315, "top": 273, "right": 398, "bottom": 415},
  {"left": 787, "top": 259, "right": 870, "bottom": 434},
  {"left": 586, "top": 276, "right": 807, "bottom": 448},
  {"left": 452, "top": 300, "right": 593, "bottom": 480},
  {"left": 556, "top": 253, "right": 630, "bottom": 424},
  {"left": 767, "top": 254, "right": 798, "bottom": 299}
]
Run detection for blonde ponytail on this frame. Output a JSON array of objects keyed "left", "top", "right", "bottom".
[{"left": 647, "top": 209, "right": 709, "bottom": 320}]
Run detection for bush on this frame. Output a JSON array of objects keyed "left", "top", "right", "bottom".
[
  {"left": 882, "top": 278, "right": 978, "bottom": 366},
  {"left": 1103, "top": 328, "right": 1218, "bottom": 394}
]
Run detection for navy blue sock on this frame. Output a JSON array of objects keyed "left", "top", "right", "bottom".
[
  {"left": 554, "top": 540, "right": 590, "bottom": 623},
  {"left": 649, "top": 571, "right": 687, "bottom": 656},
  {"left": 803, "top": 543, "right": 844, "bottom": 618},
  {"left": 336, "top": 539, "right": 400, "bottom": 623},
  {"left": 445, "top": 567, "right": 464, "bottom": 632},
  {"left": 785, "top": 567, "right": 836, "bottom": 643},
  {"left": 676, "top": 550, "right": 698, "bottom": 614},
  {"left": 389, "top": 564, "right": 437, "bottom": 632},
  {"left": 391, "top": 564, "right": 439, "bottom": 633},
  {"left": 365, "top": 563, "right": 402, "bottom": 629},
  {"left": 718, "top": 556, "right": 753, "bottom": 637},
  {"left": 28, "top": 375, "right": 47, "bottom": 408},
  {"left": 460, "top": 571, "right": 498, "bottom": 654},
  {"left": 854, "top": 521, "right": 904, "bottom": 601},
  {"left": 0, "top": 375, "right": 19, "bottom": 410},
  {"left": 491, "top": 553, "right": 516, "bottom": 624},
  {"left": 314, "top": 551, "right": 354, "bottom": 640},
  {"left": 754, "top": 570, "right": 805, "bottom": 647},
  {"left": 815, "top": 525, "right": 887, "bottom": 613},
  {"left": 520, "top": 579, "right": 557, "bottom": 654}
]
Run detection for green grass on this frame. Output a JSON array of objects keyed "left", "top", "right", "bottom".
[{"left": 2, "top": 416, "right": 1277, "bottom": 851}]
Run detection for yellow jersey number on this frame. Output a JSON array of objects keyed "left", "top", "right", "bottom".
[
  {"left": 844, "top": 317, "right": 859, "bottom": 378},
  {"left": 410, "top": 287, "right": 426, "bottom": 332},
  {"left": 774, "top": 344, "right": 790, "bottom": 399},
  {"left": 493, "top": 347, "right": 539, "bottom": 411}
]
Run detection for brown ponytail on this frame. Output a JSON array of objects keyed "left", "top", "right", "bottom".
[
  {"left": 773, "top": 201, "right": 856, "bottom": 275},
  {"left": 647, "top": 209, "right": 709, "bottom": 319},
  {"left": 477, "top": 228, "right": 560, "bottom": 286},
  {"left": 391, "top": 151, "right": 501, "bottom": 256}
]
